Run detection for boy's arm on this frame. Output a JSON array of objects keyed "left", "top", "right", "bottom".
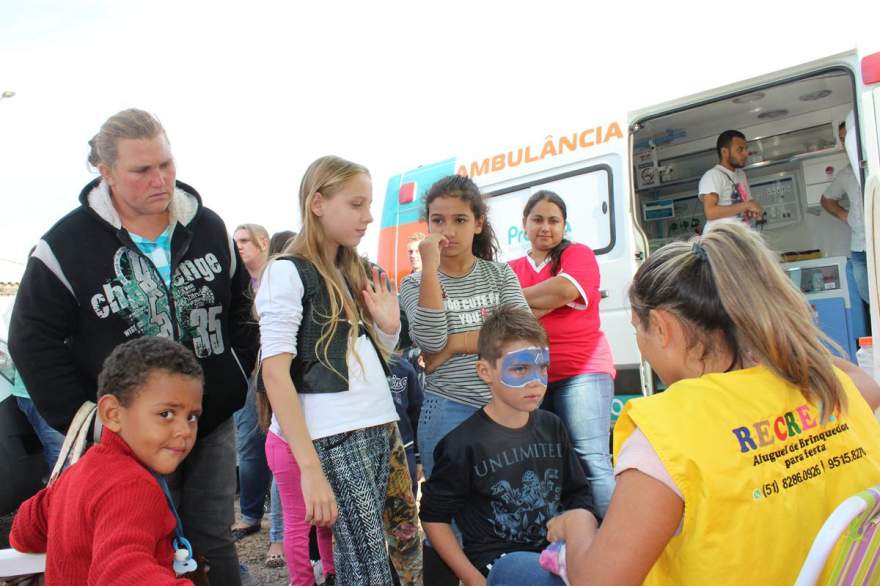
[
  {"left": 419, "top": 436, "right": 481, "bottom": 582},
  {"left": 10, "top": 488, "right": 50, "bottom": 553},
  {"left": 89, "top": 479, "right": 193, "bottom": 586},
  {"left": 422, "top": 523, "right": 486, "bottom": 586}
]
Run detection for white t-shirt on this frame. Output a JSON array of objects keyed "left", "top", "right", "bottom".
[
  {"left": 823, "top": 164, "right": 865, "bottom": 252},
  {"left": 698, "top": 164, "right": 752, "bottom": 232},
  {"left": 255, "top": 259, "right": 399, "bottom": 441}
]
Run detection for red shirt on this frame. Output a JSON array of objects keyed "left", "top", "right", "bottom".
[
  {"left": 10, "top": 429, "right": 192, "bottom": 586},
  {"left": 509, "top": 243, "right": 616, "bottom": 382}
]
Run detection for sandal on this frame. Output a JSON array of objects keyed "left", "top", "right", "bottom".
[
  {"left": 231, "top": 523, "right": 260, "bottom": 541},
  {"left": 264, "top": 551, "right": 285, "bottom": 568}
]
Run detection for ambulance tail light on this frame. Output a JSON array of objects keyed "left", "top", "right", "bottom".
[
  {"left": 398, "top": 182, "right": 416, "bottom": 204},
  {"left": 862, "top": 52, "right": 880, "bottom": 85}
]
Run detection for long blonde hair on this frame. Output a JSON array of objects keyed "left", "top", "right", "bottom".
[
  {"left": 629, "top": 222, "right": 846, "bottom": 421},
  {"left": 286, "top": 155, "right": 388, "bottom": 377},
  {"left": 256, "top": 157, "right": 383, "bottom": 431}
]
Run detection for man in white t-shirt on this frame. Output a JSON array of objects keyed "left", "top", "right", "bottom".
[
  {"left": 698, "top": 129, "right": 764, "bottom": 232},
  {"left": 821, "top": 121, "right": 869, "bottom": 304}
]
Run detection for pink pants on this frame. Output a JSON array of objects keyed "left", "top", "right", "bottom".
[{"left": 265, "top": 430, "right": 335, "bottom": 584}]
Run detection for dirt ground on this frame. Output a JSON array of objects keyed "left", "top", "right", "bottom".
[{"left": 234, "top": 501, "right": 291, "bottom": 586}]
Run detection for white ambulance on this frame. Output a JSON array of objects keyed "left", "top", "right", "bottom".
[{"left": 377, "top": 50, "right": 880, "bottom": 404}]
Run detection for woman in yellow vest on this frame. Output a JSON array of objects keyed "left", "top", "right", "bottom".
[{"left": 488, "top": 222, "right": 880, "bottom": 585}]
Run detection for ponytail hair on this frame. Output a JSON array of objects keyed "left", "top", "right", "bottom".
[
  {"left": 424, "top": 175, "right": 499, "bottom": 261},
  {"left": 523, "top": 190, "right": 571, "bottom": 275},
  {"left": 88, "top": 108, "right": 167, "bottom": 169},
  {"left": 629, "top": 222, "right": 846, "bottom": 421}
]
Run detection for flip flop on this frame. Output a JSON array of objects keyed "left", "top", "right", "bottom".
[
  {"left": 265, "top": 552, "right": 285, "bottom": 568},
  {"left": 231, "top": 524, "right": 260, "bottom": 541}
]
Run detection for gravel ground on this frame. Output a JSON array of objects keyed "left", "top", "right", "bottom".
[{"left": 234, "top": 501, "right": 291, "bottom": 586}]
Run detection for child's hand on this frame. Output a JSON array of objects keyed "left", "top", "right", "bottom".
[
  {"left": 423, "top": 346, "right": 453, "bottom": 373},
  {"left": 301, "top": 465, "right": 338, "bottom": 528},
  {"left": 546, "top": 514, "right": 566, "bottom": 543},
  {"left": 547, "top": 509, "right": 597, "bottom": 543},
  {"left": 418, "top": 233, "right": 448, "bottom": 272},
  {"left": 363, "top": 266, "right": 400, "bottom": 335},
  {"left": 463, "top": 573, "right": 487, "bottom": 586}
]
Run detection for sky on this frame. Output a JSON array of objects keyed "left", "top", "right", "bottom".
[{"left": 1, "top": 0, "right": 879, "bottom": 283}]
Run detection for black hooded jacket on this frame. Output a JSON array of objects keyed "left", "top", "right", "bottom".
[{"left": 9, "top": 178, "right": 258, "bottom": 437}]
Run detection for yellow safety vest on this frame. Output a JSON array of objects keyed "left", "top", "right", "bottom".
[{"left": 614, "top": 365, "right": 880, "bottom": 585}]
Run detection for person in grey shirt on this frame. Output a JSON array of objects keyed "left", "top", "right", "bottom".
[
  {"left": 821, "top": 121, "right": 869, "bottom": 304},
  {"left": 399, "top": 175, "right": 528, "bottom": 481}
]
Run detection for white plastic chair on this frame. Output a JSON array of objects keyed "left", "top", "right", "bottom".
[
  {"left": 795, "top": 485, "right": 880, "bottom": 585},
  {"left": 0, "top": 548, "right": 45, "bottom": 583}
]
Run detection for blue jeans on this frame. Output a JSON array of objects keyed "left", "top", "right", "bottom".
[
  {"left": 849, "top": 250, "right": 869, "bottom": 304},
  {"left": 16, "top": 396, "right": 64, "bottom": 470},
  {"left": 487, "top": 552, "right": 565, "bottom": 586},
  {"left": 417, "top": 392, "right": 480, "bottom": 479},
  {"left": 234, "top": 385, "right": 283, "bottom": 541},
  {"left": 269, "top": 479, "right": 283, "bottom": 543},
  {"left": 542, "top": 373, "right": 615, "bottom": 518}
]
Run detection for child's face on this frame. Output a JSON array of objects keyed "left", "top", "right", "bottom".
[
  {"left": 478, "top": 341, "right": 549, "bottom": 412},
  {"left": 106, "top": 371, "right": 203, "bottom": 475},
  {"left": 311, "top": 172, "right": 374, "bottom": 249},
  {"left": 427, "top": 196, "right": 484, "bottom": 259}
]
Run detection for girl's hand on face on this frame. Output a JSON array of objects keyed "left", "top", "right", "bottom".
[
  {"left": 301, "top": 465, "right": 338, "bottom": 528},
  {"left": 363, "top": 266, "right": 400, "bottom": 335},
  {"left": 418, "top": 233, "right": 448, "bottom": 272}
]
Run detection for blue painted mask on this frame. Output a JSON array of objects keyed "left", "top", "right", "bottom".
[{"left": 499, "top": 347, "right": 550, "bottom": 388}]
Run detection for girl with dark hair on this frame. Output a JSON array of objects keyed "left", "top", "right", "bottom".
[
  {"left": 508, "top": 190, "right": 616, "bottom": 517},
  {"left": 488, "top": 222, "right": 880, "bottom": 586},
  {"left": 398, "top": 175, "right": 527, "bottom": 480}
]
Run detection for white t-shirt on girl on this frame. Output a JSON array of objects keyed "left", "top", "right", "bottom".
[{"left": 256, "top": 259, "right": 399, "bottom": 441}]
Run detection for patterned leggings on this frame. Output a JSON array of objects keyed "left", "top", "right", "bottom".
[
  {"left": 385, "top": 425, "right": 423, "bottom": 585},
  {"left": 314, "top": 423, "right": 393, "bottom": 586}
]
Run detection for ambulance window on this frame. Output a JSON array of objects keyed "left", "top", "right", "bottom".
[{"left": 487, "top": 165, "right": 614, "bottom": 261}]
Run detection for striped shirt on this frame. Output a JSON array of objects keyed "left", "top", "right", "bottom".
[
  {"left": 399, "top": 258, "right": 528, "bottom": 407},
  {"left": 129, "top": 225, "right": 175, "bottom": 286}
]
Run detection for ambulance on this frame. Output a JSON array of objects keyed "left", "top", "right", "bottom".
[{"left": 377, "top": 50, "right": 880, "bottom": 404}]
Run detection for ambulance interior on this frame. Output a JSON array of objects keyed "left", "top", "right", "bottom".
[{"left": 631, "top": 68, "right": 867, "bottom": 367}]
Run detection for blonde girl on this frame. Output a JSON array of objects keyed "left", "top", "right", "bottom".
[{"left": 257, "top": 156, "right": 403, "bottom": 585}]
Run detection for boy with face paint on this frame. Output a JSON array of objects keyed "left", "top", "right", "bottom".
[{"left": 419, "top": 306, "right": 598, "bottom": 585}]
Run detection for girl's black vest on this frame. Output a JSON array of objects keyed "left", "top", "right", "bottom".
[{"left": 277, "top": 256, "right": 391, "bottom": 394}]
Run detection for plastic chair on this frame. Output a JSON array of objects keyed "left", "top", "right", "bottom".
[
  {"left": 795, "top": 485, "right": 880, "bottom": 585},
  {"left": 0, "top": 548, "right": 45, "bottom": 583}
]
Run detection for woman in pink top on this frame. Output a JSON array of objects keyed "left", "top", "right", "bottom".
[{"left": 508, "top": 190, "right": 616, "bottom": 517}]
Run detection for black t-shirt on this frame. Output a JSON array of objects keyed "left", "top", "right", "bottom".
[{"left": 419, "top": 408, "right": 594, "bottom": 569}]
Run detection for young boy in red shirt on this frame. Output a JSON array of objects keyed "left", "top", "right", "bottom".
[{"left": 11, "top": 337, "right": 204, "bottom": 585}]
